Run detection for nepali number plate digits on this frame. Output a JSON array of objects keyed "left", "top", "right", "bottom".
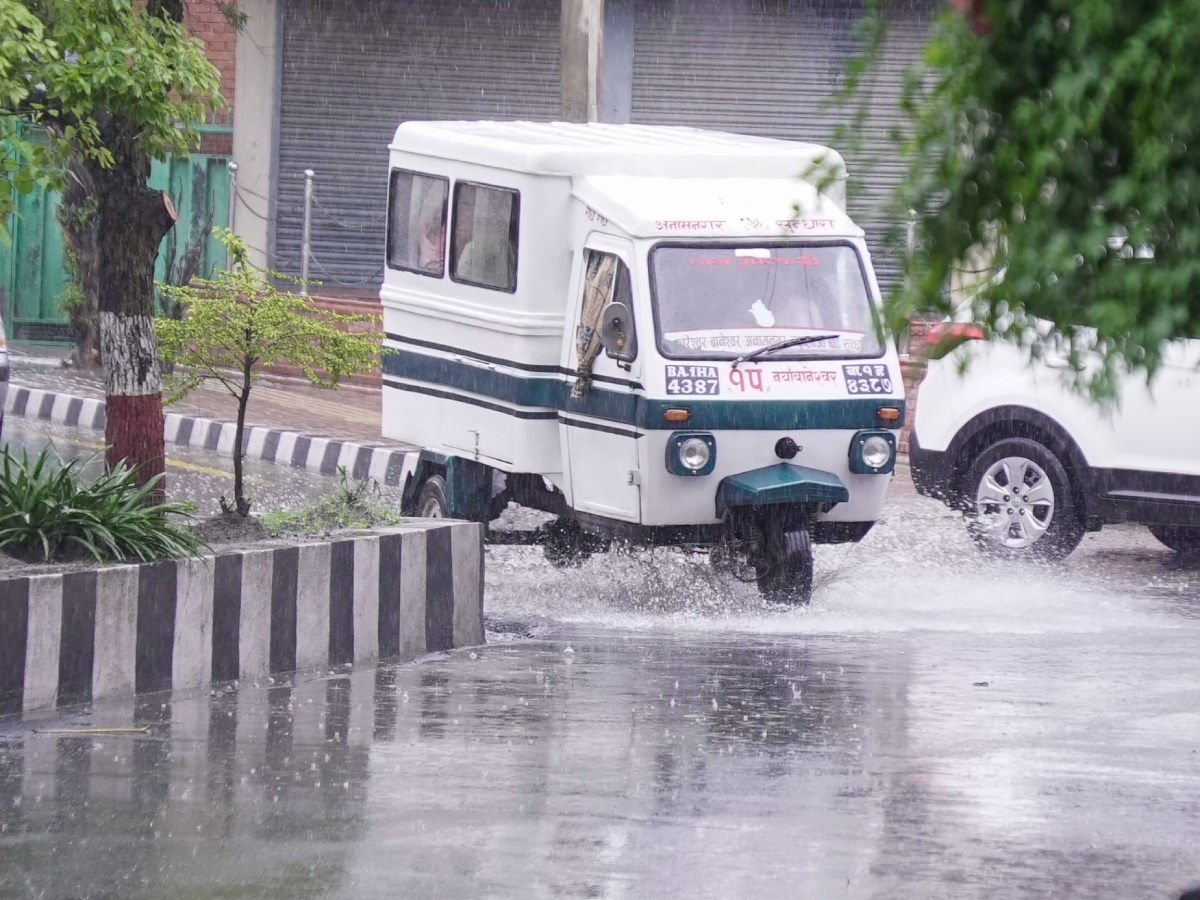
[
  {"left": 665, "top": 365, "right": 720, "bottom": 396},
  {"left": 842, "top": 364, "right": 894, "bottom": 395}
]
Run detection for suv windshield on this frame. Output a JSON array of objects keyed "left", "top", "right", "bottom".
[{"left": 649, "top": 243, "right": 884, "bottom": 360}]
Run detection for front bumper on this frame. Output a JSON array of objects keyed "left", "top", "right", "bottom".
[
  {"left": 908, "top": 431, "right": 953, "bottom": 501},
  {"left": 715, "top": 463, "right": 849, "bottom": 519}
]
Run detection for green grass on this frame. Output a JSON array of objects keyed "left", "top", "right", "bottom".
[{"left": 260, "top": 467, "right": 403, "bottom": 536}]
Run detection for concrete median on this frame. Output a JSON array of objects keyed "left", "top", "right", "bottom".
[{"left": 0, "top": 521, "right": 484, "bottom": 716}]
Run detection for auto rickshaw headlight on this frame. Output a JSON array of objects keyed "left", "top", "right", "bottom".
[
  {"left": 666, "top": 432, "right": 716, "bottom": 476},
  {"left": 849, "top": 430, "right": 896, "bottom": 474},
  {"left": 862, "top": 436, "right": 891, "bottom": 468}
]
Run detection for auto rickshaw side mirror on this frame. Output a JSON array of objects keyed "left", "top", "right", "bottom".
[{"left": 599, "top": 301, "right": 637, "bottom": 363}]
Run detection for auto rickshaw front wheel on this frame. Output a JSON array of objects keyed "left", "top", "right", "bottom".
[{"left": 755, "top": 526, "right": 814, "bottom": 605}]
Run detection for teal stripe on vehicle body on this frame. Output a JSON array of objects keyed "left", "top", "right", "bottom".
[
  {"left": 382, "top": 348, "right": 905, "bottom": 432},
  {"left": 637, "top": 398, "right": 903, "bottom": 432},
  {"left": 383, "top": 346, "right": 562, "bottom": 409},
  {"left": 562, "top": 385, "right": 640, "bottom": 424}
]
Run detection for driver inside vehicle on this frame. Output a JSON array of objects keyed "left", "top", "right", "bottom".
[
  {"left": 413, "top": 187, "right": 446, "bottom": 274},
  {"left": 417, "top": 215, "right": 445, "bottom": 272},
  {"left": 653, "top": 245, "right": 879, "bottom": 357}
]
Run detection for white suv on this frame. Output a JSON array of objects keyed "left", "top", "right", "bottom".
[{"left": 910, "top": 326, "right": 1200, "bottom": 558}]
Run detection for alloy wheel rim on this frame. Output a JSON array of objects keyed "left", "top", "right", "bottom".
[{"left": 974, "top": 456, "right": 1055, "bottom": 549}]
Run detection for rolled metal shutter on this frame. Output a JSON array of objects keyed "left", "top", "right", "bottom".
[
  {"left": 631, "top": 0, "right": 934, "bottom": 292},
  {"left": 276, "top": 0, "right": 561, "bottom": 288}
]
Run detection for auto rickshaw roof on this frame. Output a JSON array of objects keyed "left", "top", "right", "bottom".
[{"left": 389, "top": 121, "right": 848, "bottom": 205}]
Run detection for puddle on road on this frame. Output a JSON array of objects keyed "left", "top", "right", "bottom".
[
  {"left": 2, "top": 498, "right": 1197, "bottom": 899},
  {"left": 486, "top": 495, "right": 1200, "bottom": 635},
  {"left": 4, "top": 627, "right": 1198, "bottom": 900}
]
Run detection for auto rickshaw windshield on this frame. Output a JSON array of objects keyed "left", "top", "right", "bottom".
[{"left": 649, "top": 243, "right": 885, "bottom": 360}]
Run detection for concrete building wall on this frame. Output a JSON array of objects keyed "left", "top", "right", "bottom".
[
  {"left": 561, "top": 0, "right": 634, "bottom": 123},
  {"left": 230, "top": 0, "right": 282, "bottom": 268},
  {"left": 601, "top": 0, "right": 635, "bottom": 123}
]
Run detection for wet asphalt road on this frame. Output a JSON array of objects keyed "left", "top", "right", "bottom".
[{"left": 3, "top": 420, "right": 1200, "bottom": 898}]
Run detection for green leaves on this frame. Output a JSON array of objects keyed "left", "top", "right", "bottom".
[
  {"left": 887, "top": 0, "right": 1200, "bottom": 395},
  {"left": 0, "top": 1, "right": 58, "bottom": 234},
  {"left": 0, "top": 446, "right": 202, "bottom": 563},
  {"left": 158, "top": 229, "right": 382, "bottom": 400},
  {"left": 0, "top": 0, "right": 222, "bottom": 233},
  {"left": 0, "top": 0, "right": 48, "bottom": 109},
  {"left": 157, "top": 229, "right": 381, "bottom": 513},
  {"left": 259, "top": 468, "right": 403, "bottom": 536},
  {"left": 35, "top": 0, "right": 222, "bottom": 159}
]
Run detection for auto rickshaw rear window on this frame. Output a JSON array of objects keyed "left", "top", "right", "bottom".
[
  {"left": 386, "top": 169, "right": 449, "bottom": 278},
  {"left": 450, "top": 182, "right": 520, "bottom": 293}
]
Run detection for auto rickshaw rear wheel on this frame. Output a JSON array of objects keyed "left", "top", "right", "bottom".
[
  {"left": 542, "top": 518, "right": 609, "bottom": 569},
  {"left": 754, "top": 526, "right": 814, "bottom": 605},
  {"left": 416, "top": 474, "right": 449, "bottom": 518}
]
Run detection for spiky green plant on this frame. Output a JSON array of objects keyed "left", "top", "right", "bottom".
[{"left": 0, "top": 446, "right": 202, "bottom": 563}]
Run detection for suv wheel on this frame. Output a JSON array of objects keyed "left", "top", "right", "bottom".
[
  {"left": 1148, "top": 525, "right": 1200, "bottom": 555},
  {"left": 964, "top": 437, "right": 1084, "bottom": 559}
]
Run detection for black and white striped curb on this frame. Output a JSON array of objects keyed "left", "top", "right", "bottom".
[
  {"left": 2, "top": 384, "right": 418, "bottom": 486},
  {"left": 0, "top": 522, "right": 484, "bottom": 716}
]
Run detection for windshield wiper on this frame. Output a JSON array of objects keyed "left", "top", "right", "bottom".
[{"left": 730, "top": 334, "right": 840, "bottom": 368}]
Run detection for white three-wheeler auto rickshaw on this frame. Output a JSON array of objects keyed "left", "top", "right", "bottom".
[{"left": 381, "top": 121, "right": 904, "bottom": 603}]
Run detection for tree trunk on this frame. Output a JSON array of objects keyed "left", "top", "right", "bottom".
[
  {"left": 58, "top": 160, "right": 102, "bottom": 369},
  {"left": 89, "top": 114, "right": 178, "bottom": 496},
  {"left": 233, "top": 359, "right": 253, "bottom": 516}
]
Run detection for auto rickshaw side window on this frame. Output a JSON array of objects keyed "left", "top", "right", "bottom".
[
  {"left": 386, "top": 169, "right": 449, "bottom": 277},
  {"left": 450, "top": 182, "right": 520, "bottom": 293},
  {"left": 573, "top": 251, "right": 635, "bottom": 396}
]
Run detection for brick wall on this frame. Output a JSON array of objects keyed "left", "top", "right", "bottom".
[{"left": 184, "top": 1, "right": 238, "bottom": 117}]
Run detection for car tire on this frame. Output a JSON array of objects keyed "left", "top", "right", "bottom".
[
  {"left": 416, "top": 474, "right": 449, "bottom": 518},
  {"left": 963, "top": 436, "right": 1084, "bottom": 560},
  {"left": 1148, "top": 525, "right": 1200, "bottom": 555},
  {"left": 755, "top": 527, "right": 814, "bottom": 604}
]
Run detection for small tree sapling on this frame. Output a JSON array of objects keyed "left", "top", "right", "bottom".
[{"left": 157, "top": 230, "right": 380, "bottom": 516}]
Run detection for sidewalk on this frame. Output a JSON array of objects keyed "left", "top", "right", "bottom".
[
  {"left": 5, "top": 342, "right": 420, "bottom": 488},
  {"left": 8, "top": 343, "right": 388, "bottom": 444}
]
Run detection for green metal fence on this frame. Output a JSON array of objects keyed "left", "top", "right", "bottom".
[
  {"left": 0, "top": 128, "right": 232, "bottom": 342},
  {"left": 150, "top": 149, "right": 232, "bottom": 287},
  {"left": 0, "top": 183, "right": 70, "bottom": 341}
]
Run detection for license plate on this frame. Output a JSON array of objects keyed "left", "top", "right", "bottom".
[
  {"left": 842, "top": 364, "right": 894, "bottom": 395},
  {"left": 665, "top": 365, "right": 720, "bottom": 396}
]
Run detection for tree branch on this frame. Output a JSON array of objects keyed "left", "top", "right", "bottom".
[{"left": 147, "top": 0, "right": 185, "bottom": 23}]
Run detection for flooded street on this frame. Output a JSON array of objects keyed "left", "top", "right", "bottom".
[
  {"left": 2, "top": 480, "right": 1198, "bottom": 899},
  {"left": 2, "top": 0, "right": 1194, "bottom": 895},
  {"left": 2, "top": 409, "right": 1199, "bottom": 900}
]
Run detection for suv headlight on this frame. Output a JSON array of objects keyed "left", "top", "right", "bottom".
[
  {"left": 849, "top": 430, "right": 896, "bottom": 474},
  {"left": 666, "top": 432, "right": 717, "bottom": 476}
]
